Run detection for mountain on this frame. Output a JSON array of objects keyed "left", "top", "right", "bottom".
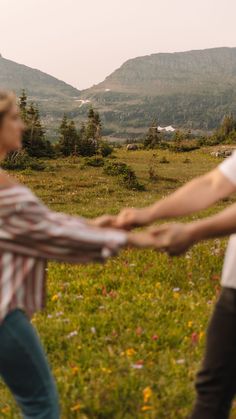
[
  {"left": 1, "top": 48, "right": 236, "bottom": 139},
  {"left": 78, "top": 47, "right": 236, "bottom": 137},
  {"left": 0, "top": 54, "right": 81, "bottom": 138},
  {"left": 0, "top": 54, "right": 80, "bottom": 98}
]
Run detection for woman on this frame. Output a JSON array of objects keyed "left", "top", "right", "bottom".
[{"left": 0, "top": 90, "right": 157, "bottom": 419}]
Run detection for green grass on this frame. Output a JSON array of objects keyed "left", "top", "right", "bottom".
[{"left": 0, "top": 148, "right": 235, "bottom": 418}]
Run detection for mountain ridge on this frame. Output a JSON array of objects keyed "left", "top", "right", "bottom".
[{"left": 79, "top": 47, "right": 236, "bottom": 136}]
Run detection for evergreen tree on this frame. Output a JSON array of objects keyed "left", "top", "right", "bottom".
[
  {"left": 85, "top": 107, "right": 102, "bottom": 141},
  {"left": 58, "top": 116, "right": 79, "bottom": 156},
  {"left": 144, "top": 121, "right": 161, "bottom": 149},
  {"left": 19, "top": 91, "right": 54, "bottom": 158}
]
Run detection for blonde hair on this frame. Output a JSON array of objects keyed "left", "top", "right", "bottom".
[{"left": 0, "top": 90, "right": 16, "bottom": 125}]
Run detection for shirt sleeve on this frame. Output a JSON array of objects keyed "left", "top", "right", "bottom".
[
  {"left": 218, "top": 151, "right": 236, "bottom": 185},
  {"left": 0, "top": 197, "right": 127, "bottom": 263}
]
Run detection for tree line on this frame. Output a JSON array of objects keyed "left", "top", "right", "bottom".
[
  {"left": 18, "top": 91, "right": 112, "bottom": 159},
  {"left": 143, "top": 114, "right": 236, "bottom": 151}
]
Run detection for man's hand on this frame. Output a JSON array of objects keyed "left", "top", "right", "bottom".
[
  {"left": 149, "top": 223, "right": 196, "bottom": 256},
  {"left": 114, "top": 207, "right": 155, "bottom": 230}
]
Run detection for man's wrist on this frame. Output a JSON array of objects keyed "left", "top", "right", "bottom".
[
  {"left": 127, "top": 232, "right": 139, "bottom": 247},
  {"left": 185, "top": 221, "right": 207, "bottom": 243}
]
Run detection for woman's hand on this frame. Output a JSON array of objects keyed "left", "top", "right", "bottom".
[
  {"left": 149, "top": 223, "right": 196, "bottom": 256},
  {"left": 87, "top": 215, "right": 117, "bottom": 228},
  {"left": 88, "top": 208, "right": 155, "bottom": 230}
]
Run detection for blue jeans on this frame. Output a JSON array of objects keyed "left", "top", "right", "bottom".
[{"left": 0, "top": 309, "right": 60, "bottom": 418}]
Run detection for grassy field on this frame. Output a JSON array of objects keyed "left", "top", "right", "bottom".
[{"left": 0, "top": 148, "right": 235, "bottom": 418}]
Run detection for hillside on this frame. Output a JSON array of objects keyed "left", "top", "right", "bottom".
[
  {"left": 0, "top": 54, "right": 80, "bottom": 99},
  {"left": 0, "top": 55, "right": 82, "bottom": 137},
  {"left": 1, "top": 48, "right": 236, "bottom": 139},
  {"left": 78, "top": 47, "right": 236, "bottom": 137}
]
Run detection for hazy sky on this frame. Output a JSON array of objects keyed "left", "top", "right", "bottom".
[{"left": 1, "top": 0, "right": 236, "bottom": 90}]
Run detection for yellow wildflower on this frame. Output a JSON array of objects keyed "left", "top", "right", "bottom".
[
  {"left": 1, "top": 406, "right": 10, "bottom": 414},
  {"left": 143, "top": 386, "right": 152, "bottom": 403},
  {"left": 71, "top": 403, "right": 82, "bottom": 412},
  {"left": 122, "top": 348, "right": 136, "bottom": 357},
  {"left": 141, "top": 405, "right": 152, "bottom": 412},
  {"left": 199, "top": 331, "right": 205, "bottom": 341},
  {"left": 71, "top": 366, "right": 80, "bottom": 375}
]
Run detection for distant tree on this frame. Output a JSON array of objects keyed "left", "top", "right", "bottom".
[
  {"left": 86, "top": 107, "right": 102, "bottom": 141},
  {"left": 58, "top": 115, "right": 80, "bottom": 156},
  {"left": 144, "top": 120, "right": 161, "bottom": 149},
  {"left": 173, "top": 130, "right": 185, "bottom": 148},
  {"left": 19, "top": 90, "right": 27, "bottom": 115},
  {"left": 57, "top": 108, "right": 103, "bottom": 158},
  {"left": 19, "top": 92, "right": 54, "bottom": 158},
  {"left": 210, "top": 113, "right": 236, "bottom": 144}
]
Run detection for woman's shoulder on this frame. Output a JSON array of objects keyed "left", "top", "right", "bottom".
[
  {"left": 0, "top": 171, "right": 18, "bottom": 188},
  {"left": 0, "top": 170, "right": 37, "bottom": 201}
]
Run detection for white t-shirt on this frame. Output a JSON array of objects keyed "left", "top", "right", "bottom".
[{"left": 218, "top": 151, "right": 236, "bottom": 288}]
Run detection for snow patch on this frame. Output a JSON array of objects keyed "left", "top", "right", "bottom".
[
  {"left": 158, "top": 125, "right": 175, "bottom": 132},
  {"left": 75, "top": 99, "right": 91, "bottom": 107}
]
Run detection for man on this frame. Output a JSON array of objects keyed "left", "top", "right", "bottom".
[{"left": 96, "top": 150, "right": 236, "bottom": 418}]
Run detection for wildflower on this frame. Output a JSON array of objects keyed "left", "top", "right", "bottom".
[
  {"left": 70, "top": 403, "right": 82, "bottom": 412},
  {"left": 67, "top": 331, "right": 78, "bottom": 339},
  {"left": 141, "top": 405, "right": 152, "bottom": 411},
  {"left": 71, "top": 366, "right": 80, "bottom": 375},
  {"left": 101, "top": 367, "right": 112, "bottom": 373},
  {"left": 143, "top": 386, "right": 152, "bottom": 403},
  {"left": 122, "top": 348, "right": 136, "bottom": 357},
  {"left": 176, "top": 359, "right": 185, "bottom": 365},
  {"left": 1, "top": 406, "right": 10, "bottom": 414},
  {"left": 199, "top": 331, "right": 205, "bottom": 341},
  {"left": 132, "top": 360, "right": 144, "bottom": 369},
  {"left": 188, "top": 321, "right": 193, "bottom": 328},
  {"left": 191, "top": 332, "right": 199, "bottom": 345},
  {"left": 91, "top": 327, "right": 96, "bottom": 334},
  {"left": 152, "top": 335, "right": 159, "bottom": 341},
  {"left": 136, "top": 326, "right": 143, "bottom": 336},
  {"left": 211, "top": 274, "right": 220, "bottom": 281},
  {"left": 51, "top": 294, "right": 59, "bottom": 302}
]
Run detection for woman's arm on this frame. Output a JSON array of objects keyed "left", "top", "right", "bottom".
[{"left": 0, "top": 185, "right": 158, "bottom": 263}]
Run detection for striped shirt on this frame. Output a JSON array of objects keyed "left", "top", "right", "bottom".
[{"left": 0, "top": 184, "right": 127, "bottom": 322}]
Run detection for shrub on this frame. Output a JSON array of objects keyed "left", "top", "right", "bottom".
[
  {"left": 149, "top": 167, "right": 159, "bottom": 182},
  {"left": 2, "top": 151, "right": 45, "bottom": 171},
  {"left": 100, "top": 141, "right": 113, "bottom": 157},
  {"left": 84, "top": 157, "right": 104, "bottom": 167},
  {"left": 104, "top": 162, "right": 145, "bottom": 191},
  {"left": 171, "top": 140, "right": 200, "bottom": 153},
  {"left": 159, "top": 156, "right": 170, "bottom": 164}
]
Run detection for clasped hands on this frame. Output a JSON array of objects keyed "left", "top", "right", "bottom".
[{"left": 90, "top": 207, "right": 195, "bottom": 256}]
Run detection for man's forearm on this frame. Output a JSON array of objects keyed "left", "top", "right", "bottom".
[
  {"left": 147, "top": 169, "right": 235, "bottom": 222},
  {"left": 188, "top": 202, "right": 236, "bottom": 243}
]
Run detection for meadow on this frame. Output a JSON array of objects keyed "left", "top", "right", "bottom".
[{"left": 0, "top": 147, "right": 235, "bottom": 418}]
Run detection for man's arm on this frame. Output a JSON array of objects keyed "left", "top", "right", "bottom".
[
  {"left": 149, "top": 201, "right": 236, "bottom": 256},
  {"left": 112, "top": 168, "right": 236, "bottom": 229}
]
